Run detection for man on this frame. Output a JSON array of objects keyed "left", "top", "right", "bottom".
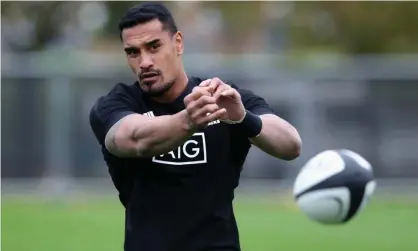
[{"left": 89, "top": 2, "right": 301, "bottom": 251}]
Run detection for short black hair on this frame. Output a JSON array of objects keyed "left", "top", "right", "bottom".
[{"left": 118, "top": 2, "right": 178, "bottom": 39}]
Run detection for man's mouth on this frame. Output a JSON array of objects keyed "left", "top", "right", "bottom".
[{"left": 141, "top": 72, "right": 160, "bottom": 85}]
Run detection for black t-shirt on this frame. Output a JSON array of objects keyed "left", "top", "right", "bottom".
[{"left": 89, "top": 76, "right": 275, "bottom": 251}]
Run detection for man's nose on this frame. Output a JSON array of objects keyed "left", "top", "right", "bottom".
[{"left": 139, "top": 54, "right": 153, "bottom": 70}]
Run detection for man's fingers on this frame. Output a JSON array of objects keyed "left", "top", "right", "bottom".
[
  {"left": 186, "top": 95, "right": 227, "bottom": 127},
  {"left": 220, "top": 89, "right": 236, "bottom": 97},
  {"left": 193, "top": 95, "right": 216, "bottom": 108},
  {"left": 213, "top": 85, "right": 230, "bottom": 100},
  {"left": 193, "top": 86, "right": 212, "bottom": 97},
  {"left": 200, "top": 78, "right": 223, "bottom": 94},
  {"left": 184, "top": 87, "right": 212, "bottom": 105},
  {"left": 195, "top": 108, "right": 226, "bottom": 126},
  {"left": 186, "top": 95, "right": 216, "bottom": 118},
  {"left": 208, "top": 81, "right": 219, "bottom": 94},
  {"left": 219, "top": 88, "right": 242, "bottom": 104},
  {"left": 204, "top": 108, "right": 227, "bottom": 123},
  {"left": 193, "top": 104, "right": 219, "bottom": 118},
  {"left": 185, "top": 79, "right": 233, "bottom": 127},
  {"left": 199, "top": 79, "right": 212, "bottom": 87}
]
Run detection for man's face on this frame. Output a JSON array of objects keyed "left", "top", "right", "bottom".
[{"left": 121, "top": 19, "right": 184, "bottom": 97}]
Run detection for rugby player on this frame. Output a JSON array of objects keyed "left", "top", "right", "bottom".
[{"left": 89, "top": 2, "right": 302, "bottom": 251}]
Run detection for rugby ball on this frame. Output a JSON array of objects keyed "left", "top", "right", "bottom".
[{"left": 293, "top": 149, "right": 376, "bottom": 224}]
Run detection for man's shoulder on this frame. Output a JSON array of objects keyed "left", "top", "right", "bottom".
[
  {"left": 93, "top": 82, "right": 141, "bottom": 109},
  {"left": 89, "top": 82, "right": 143, "bottom": 127},
  {"left": 105, "top": 82, "right": 141, "bottom": 101},
  {"left": 89, "top": 82, "right": 141, "bottom": 144}
]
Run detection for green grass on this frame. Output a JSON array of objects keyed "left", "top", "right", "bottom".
[{"left": 2, "top": 195, "right": 418, "bottom": 251}]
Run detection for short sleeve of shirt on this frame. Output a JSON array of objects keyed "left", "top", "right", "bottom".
[
  {"left": 229, "top": 83, "right": 276, "bottom": 116},
  {"left": 89, "top": 93, "right": 136, "bottom": 145}
]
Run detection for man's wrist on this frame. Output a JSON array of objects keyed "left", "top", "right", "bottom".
[
  {"left": 177, "top": 110, "right": 197, "bottom": 134},
  {"left": 234, "top": 110, "right": 263, "bottom": 138},
  {"left": 222, "top": 110, "right": 246, "bottom": 124}
]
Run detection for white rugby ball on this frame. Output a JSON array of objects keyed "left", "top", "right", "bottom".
[{"left": 293, "top": 149, "right": 376, "bottom": 224}]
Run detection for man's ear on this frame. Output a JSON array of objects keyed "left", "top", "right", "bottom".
[{"left": 174, "top": 31, "right": 184, "bottom": 56}]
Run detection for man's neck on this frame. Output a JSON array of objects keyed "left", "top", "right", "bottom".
[{"left": 151, "top": 71, "right": 189, "bottom": 104}]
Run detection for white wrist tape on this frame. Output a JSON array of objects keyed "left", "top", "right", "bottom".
[{"left": 221, "top": 111, "right": 247, "bottom": 124}]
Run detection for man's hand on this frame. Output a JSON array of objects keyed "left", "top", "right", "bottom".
[
  {"left": 184, "top": 82, "right": 227, "bottom": 129},
  {"left": 199, "top": 78, "right": 246, "bottom": 123}
]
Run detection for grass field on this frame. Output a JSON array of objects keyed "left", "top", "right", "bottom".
[{"left": 2, "top": 195, "right": 418, "bottom": 251}]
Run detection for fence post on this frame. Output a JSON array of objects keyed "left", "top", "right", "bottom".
[{"left": 39, "top": 77, "right": 73, "bottom": 198}]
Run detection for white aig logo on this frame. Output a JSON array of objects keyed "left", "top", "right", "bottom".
[{"left": 152, "top": 132, "right": 207, "bottom": 165}]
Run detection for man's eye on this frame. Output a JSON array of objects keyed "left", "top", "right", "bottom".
[
  {"left": 150, "top": 44, "right": 160, "bottom": 51},
  {"left": 127, "top": 50, "right": 139, "bottom": 57}
]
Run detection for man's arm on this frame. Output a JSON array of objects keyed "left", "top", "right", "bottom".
[
  {"left": 249, "top": 114, "right": 302, "bottom": 160},
  {"left": 97, "top": 87, "right": 225, "bottom": 158},
  {"left": 200, "top": 78, "right": 301, "bottom": 161},
  {"left": 240, "top": 88, "right": 302, "bottom": 160},
  {"left": 105, "top": 110, "right": 194, "bottom": 158}
]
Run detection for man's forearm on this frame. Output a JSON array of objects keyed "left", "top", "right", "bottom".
[
  {"left": 106, "top": 110, "right": 196, "bottom": 158},
  {"left": 250, "top": 114, "right": 302, "bottom": 160},
  {"left": 132, "top": 110, "right": 195, "bottom": 157}
]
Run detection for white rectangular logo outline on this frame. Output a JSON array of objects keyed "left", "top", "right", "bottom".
[{"left": 152, "top": 132, "right": 207, "bottom": 165}]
